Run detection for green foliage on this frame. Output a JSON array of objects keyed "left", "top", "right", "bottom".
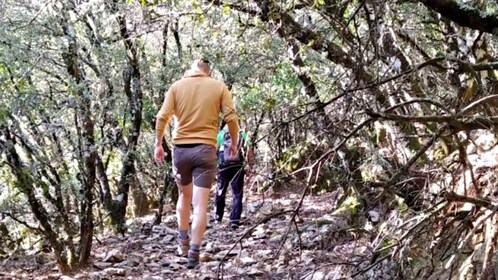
[
  {"left": 271, "top": 62, "right": 300, "bottom": 99},
  {"left": 313, "top": 0, "right": 325, "bottom": 8},
  {"left": 394, "top": 196, "right": 409, "bottom": 212},
  {"left": 379, "top": 237, "right": 395, "bottom": 256},
  {"left": 275, "top": 141, "right": 313, "bottom": 172},
  {"left": 222, "top": 4, "right": 231, "bottom": 16},
  {"left": 335, "top": 196, "right": 361, "bottom": 216},
  {"left": 142, "top": 96, "right": 158, "bottom": 130}
]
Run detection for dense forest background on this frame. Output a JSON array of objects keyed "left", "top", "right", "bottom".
[{"left": 3, "top": 0, "right": 498, "bottom": 279}]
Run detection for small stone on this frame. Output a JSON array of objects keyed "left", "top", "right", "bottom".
[
  {"left": 246, "top": 268, "right": 264, "bottom": 276},
  {"left": 102, "top": 248, "right": 123, "bottom": 263},
  {"left": 114, "top": 261, "right": 129, "bottom": 267},
  {"left": 205, "top": 242, "right": 214, "bottom": 253},
  {"left": 200, "top": 253, "right": 213, "bottom": 262},
  {"left": 204, "top": 261, "right": 219, "bottom": 268},
  {"left": 162, "top": 244, "right": 178, "bottom": 252},
  {"left": 143, "top": 275, "right": 162, "bottom": 280},
  {"left": 257, "top": 249, "right": 273, "bottom": 257},
  {"left": 368, "top": 210, "right": 380, "bottom": 223},
  {"left": 238, "top": 249, "right": 250, "bottom": 258},
  {"left": 199, "top": 275, "right": 215, "bottom": 280},
  {"left": 94, "top": 262, "right": 113, "bottom": 268},
  {"left": 176, "top": 257, "right": 187, "bottom": 264},
  {"left": 87, "top": 271, "right": 102, "bottom": 279},
  {"left": 239, "top": 256, "right": 256, "bottom": 266},
  {"left": 253, "top": 233, "right": 266, "bottom": 240},
  {"left": 142, "top": 244, "right": 154, "bottom": 251},
  {"left": 276, "top": 265, "right": 286, "bottom": 274},
  {"left": 169, "top": 263, "right": 182, "bottom": 270},
  {"left": 214, "top": 250, "right": 238, "bottom": 260},
  {"left": 252, "top": 261, "right": 265, "bottom": 269},
  {"left": 165, "top": 215, "right": 176, "bottom": 223},
  {"left": 104, "top": 267, "right": 126, "bottom": 276},
  {"left": 270, "top": 235, "right": 282, "bottom": 243},
  {"left": 302, "top": 271, "right": 325, "bottom": 280},
  {"left": 146, "top": 262, "right": 161, "bottom": 267},
  {"left": 162, "top": 235, "right": 175, "bottom": 243}
]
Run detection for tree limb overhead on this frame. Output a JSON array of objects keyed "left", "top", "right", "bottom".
[{"left": 418, "top": 0, "right": 498, "bottom": 34}]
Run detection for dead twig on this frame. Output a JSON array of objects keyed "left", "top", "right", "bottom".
[
  {"left": 0, "top": 211, "right": 41, "bottom": 233},
  {"left": 216, "top": 209, "right": 295, "bottom": 280},
  {"left": 293, "top": 217, "right": 303, "bottom": 260},
  {"left": 351, "top": 253, "right": 393, "bottom": 278},
  {"left": 444, "top": 191, "right": 497, "bottom": 210},
  {"left": 275, "top": 167, "right": 315, "bottom": 259}
]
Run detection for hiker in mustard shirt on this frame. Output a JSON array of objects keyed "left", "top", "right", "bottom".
[{"left": 154, "top": 59, "right": 239, "bottom": 269}]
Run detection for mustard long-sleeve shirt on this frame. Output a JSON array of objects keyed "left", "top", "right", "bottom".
[{"left": 155, "top": 71, "right": 239, "bottom": 147}]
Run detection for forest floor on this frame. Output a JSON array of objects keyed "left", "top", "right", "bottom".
[
  {"left": 4, "top": 134, "right": 498, "bottom": 280},
  {"left": 0, "top": 184, "right": 394, "bottom": 280}
]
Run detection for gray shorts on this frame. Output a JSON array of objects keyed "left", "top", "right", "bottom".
[{"left": 172, "top": 144, "right": 217, "bottom": 188}]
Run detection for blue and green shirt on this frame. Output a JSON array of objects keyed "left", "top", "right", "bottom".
[{"left": 217, "top": 130, "right": 249, "bottom": 150}]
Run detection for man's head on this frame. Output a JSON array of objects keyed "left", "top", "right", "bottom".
[{"left": 190, "top": 58, "right": 211, "bottom": 76}]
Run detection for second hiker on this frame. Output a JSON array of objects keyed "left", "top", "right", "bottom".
[{"left": 213, "top": 122, "right": 252, "bottom": 229}]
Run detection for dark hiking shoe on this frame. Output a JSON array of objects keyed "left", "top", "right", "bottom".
[
  {"left": 177, "top": 238, "right": 189, "bottom": 257},
  {"left": 230, "top": 223, "right": 239, "bottom": 230},
  {"left": 207, "top": 217, "right": 221, "bottom": 229},
  {"left": 186, "top": 250, "right": 200, "bottom": 269}
]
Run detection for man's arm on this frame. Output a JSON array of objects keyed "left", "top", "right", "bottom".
[
  {"left": 155, "top": 87, "right": 175, "bottom": 147},
  {"left": 221, "top": 84, "right": 239, "bottom": 143}
]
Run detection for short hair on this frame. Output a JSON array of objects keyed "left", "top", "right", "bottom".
[{"left": 190, "top": 58, "right": 210, "bottom": 73}]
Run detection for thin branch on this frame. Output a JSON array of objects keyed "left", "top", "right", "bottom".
[
  {"left": 1, "top": 211, "right": 42, "bottom": 233},
  {"left": 458, "top": 94, "right": 498, "bottom": 115},
  {"left": 444, "top": 192, "right": 497, "bottom": 211},
  {"left": 384, "top": 98, "right": 452, "bottom": 114},
  {"left": 288, "top": 56, "right": 446, "bottom": 124},
  {"left": 216, "top": 209, "right": 295, "bottom": 279},
  {"left": 381, "top": 125, "right": 447, "bottom": 189},
  {"left": 365, "top": 109, "right": 498, "bottom": 131},
  {"left": 351, "top": 253, "right": 392, "bottom": 278},
  {"left": 12, "top": 1, "right": 53, "bottom": 31},
  {"left": 275, "top": 172, "right": 313, "bottom": 258}
]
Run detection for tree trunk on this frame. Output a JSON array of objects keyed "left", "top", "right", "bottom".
[
  {"left": 131, "top": 176, "right": 150, "bottom": 217},
  {"left": 104, "top": 0, "right": 144, "bottom": 234},
  {"left": 61, "top": 2, "right": 95, "bottom": 268}
]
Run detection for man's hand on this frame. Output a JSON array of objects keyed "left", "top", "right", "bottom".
[
  {"left": 154, "top": 145, "right": 165, "bottom": 165},
  {"left": 228, "top": 142, "right": 238, "bottom": 159}
]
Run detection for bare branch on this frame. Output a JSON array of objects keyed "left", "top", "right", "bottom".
[
  {"left": 216, "top": 209, "right": 295, "bottom": 278},
  {"left": 417, "top": 0, "right": 498, "bottom": 34},
  {"left": 459, "top": 94, "right": 498, "bottom": 115},
  {"left": 365, "top": 110, "right": 498, "bottom": 132},
  {"left": 0, "top": 211, "right": 42, "bottom": 233},
  {"left": 444, "top": 191, "right": 497, "bottom": 211}
]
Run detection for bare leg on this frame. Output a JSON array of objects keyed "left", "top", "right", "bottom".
[
  {"left": 176, "top": 183, "right": 193, "bottom": 232},
  {"left": 190, "top": 186, "right": 210, "bottom": 246}
]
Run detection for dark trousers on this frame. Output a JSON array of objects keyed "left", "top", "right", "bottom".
[{"left": 214, "top": 164, "right": 245, "bottom": 225}]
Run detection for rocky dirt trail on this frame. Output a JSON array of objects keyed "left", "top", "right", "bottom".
[{"left": 1, "top": 190, "right": 394, "bottom": 280}]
